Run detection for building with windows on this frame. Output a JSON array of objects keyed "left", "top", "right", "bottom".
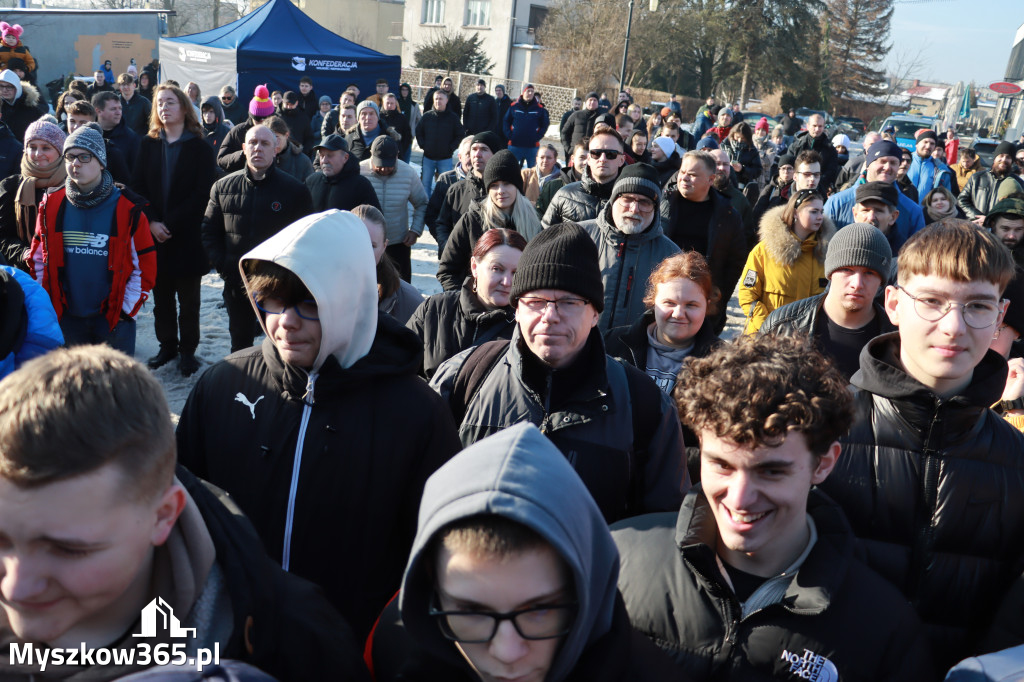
[{"left": 400, "top": 0, "right": 550, "bottom": 81}]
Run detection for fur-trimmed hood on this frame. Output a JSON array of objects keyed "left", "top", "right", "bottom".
[{"left": 757, "top": 203, "right": 834, "bottom": 266}]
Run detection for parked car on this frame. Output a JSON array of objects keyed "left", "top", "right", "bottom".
[
  {"left": 836, "top": 116, "right": 866, "bottom": 139},
  {"left": 795, "top": 107, "right": 838, "bottom": 138},
  {"left": 878, "top": 113, "right": 937, "bottom": 152},
  {"left": 967, "top": 137, "right": 1000, "bottom": 168}
]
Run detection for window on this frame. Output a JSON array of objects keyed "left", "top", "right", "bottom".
[
  {"left": 465, "top": 0, "right": 490, "bottom": 26},
  {"left": 423, "top": 0, "right": 445, "bottom": 24}
]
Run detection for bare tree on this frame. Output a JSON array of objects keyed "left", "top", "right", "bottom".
[
  {"left": 880, "top": 43, "right": 931, "bottom": 107},
  {"left": 535, "top": 0, "right": 622, "bottom": 91}
]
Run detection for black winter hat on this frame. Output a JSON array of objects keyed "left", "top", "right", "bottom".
[
  {"left": 609, "top": 162, "right": 662, "bottom": 205},
  {"left": 511, "top": 222, "right": 604, "bottom": 311},
  {"left": 777, "top": 153, "right": 796, "bottom": 168},
  {"left": 472, "top": 130, "right": 505, "bottom": 153},
  {"left": 996, "top": 140, "right": 1017, "bottom": 158},
  {"left": 482, "top": 149, "right": 524, "bottom": 194}
]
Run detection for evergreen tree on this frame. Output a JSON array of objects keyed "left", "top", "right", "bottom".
[
  {"left": 413, "top": 30, "right": 494, "bottom": 75},
  {"left": 825, "top": 0, "right": 894, "bottom": 98}
]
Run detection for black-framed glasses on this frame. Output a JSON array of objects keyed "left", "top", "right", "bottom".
[
  {"left": 64, "top": 151, "right": 94, "bottom": 164},
  {"left": 519, "top": 296, "right": 588, "bottom": 315},
  {"left": 588, "top": 149, "right": 620, "bottom": 160},
  {"left": 429, "top": 600, "right": 577, "bottom": 643},
  {"left": 252, "top": 294, "right": 319, "bottom": 321},
  {"left": 894, "top": 285, "right": 1002, "bottom": 329}
]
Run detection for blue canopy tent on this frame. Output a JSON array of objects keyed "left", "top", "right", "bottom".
[{"left": 159, "top": 0, "right": 399, "bottom": 112}]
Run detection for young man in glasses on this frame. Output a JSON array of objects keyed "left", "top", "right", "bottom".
[
  {"left": 611, "top": 334, "right": 934, "bottom": 679},
  {"left": 178, "top": 210, "right": 461, "bottom": 641},
  {"left": 430, "top": 222, "right": 688, "bottom": 524},
  {"left": 578, "top": 162, "right": 679, "bottom": 332},
  {"left": 542, "top": 123, "right": 625, "bottom": 228},
  {"left": 28, "top": 122, "right": 154, "bottom": 355},
  {"left": 367, "top": 423, "right": 677, "bottom": 681},
  {"left": 818, "top": 218, "right": 1024, "bottom": 673}
]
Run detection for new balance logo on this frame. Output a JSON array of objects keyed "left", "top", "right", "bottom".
[
  {"left": 133, "top": 597, "right": 196, "bottom": 639},
  {"left": 63, "top": 231, "right": 109, "bottom": 249},
  {"left": 781, "top": 648, "right": 838, "bottom": 682},
  {"left": 235, "top": 392, "right": 264, "bottom": 419}
]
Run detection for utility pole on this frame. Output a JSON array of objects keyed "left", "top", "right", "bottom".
[{"left": 618, "top": 0, "right": 635, "bottom": 93}]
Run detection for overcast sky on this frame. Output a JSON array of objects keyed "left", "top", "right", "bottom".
[{"left": 884, "top": 0, "right": 1021, "bottom": 85}]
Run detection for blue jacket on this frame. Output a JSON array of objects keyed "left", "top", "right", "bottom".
[
  {"left": 692, "top": 113, "right": 713, "bottom": 141},
  {"left": 908, "top": 154, "right": 952, "bottom": 201},
  {"left": 502, "top": 97, "right": 549, "bottom": 148},
  {"left": 824, "top": 179, "right": 925, "bottom": 254},
  {"left": 0, "top": 265, "right": 63, "bottom": 379}
]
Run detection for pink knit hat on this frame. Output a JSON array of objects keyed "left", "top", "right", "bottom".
[
  {"left": 249, "top": 84, "right": 275, "bottom": 118},
  {"left": 24, "top": 119, "right": 66, "bottom": 150}
]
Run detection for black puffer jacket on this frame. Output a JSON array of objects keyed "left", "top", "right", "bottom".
[
  {"left": 611, "top": 488, "right": 935, "bottom": 682},
  {"left": 819, "top": 333, "right": 1024, "bottom": 673},
  {"left": 305, "top": 152, "right": 380, "bottom": 213},
  {"left": 436, "top": 203, "right": 506, "bottom": 291},
  {"left": 200, "top": 164, "right": 311, "bottom": 280},
  {"left": 721, "top": 138, "right": 763, "bottom": 185},
  {"left": 133, "top": 132, "right": 219, "bottom": 276},
  {"left": 541, "top": 167, "right": 616, "bottom": 228},
  {"left": 414, "top": 108, "right": 465, "bottom": 161},
  {"left": 760, "top": 292, "right": 895, "bottom": 339},
  {"left": 561, "top": 108, "right": 600, "bottom": 152},
  {"left": 177, "top": 316, "right": 462, "bottom": 641},
  {"left": 216, "top": 115, "right": 257, "bottom": 173},
  {"left": 381, "top": 109, "right": 413, "bottom": 157},
  {"left": 406, "top": 277, "right": 515, "bottom": 378}
]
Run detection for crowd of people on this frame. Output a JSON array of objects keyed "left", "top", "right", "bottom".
[{"left": 2, "top": 61, "right": 1024, "bottom": 682}]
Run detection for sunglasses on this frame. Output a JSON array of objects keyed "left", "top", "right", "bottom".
[{"left": 588, "top": 149, "right": 620, "bottom": 160}]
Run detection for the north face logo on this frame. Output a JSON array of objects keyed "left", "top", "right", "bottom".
[{"left": 781, "top": 648, "right": 838, "bottom": 682}]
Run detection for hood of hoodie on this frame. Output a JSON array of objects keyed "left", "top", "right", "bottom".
[
  {"left": 0, "top": 69, "right": 20, "bottom": 103},
  {"left": 239, "top": 210, "right": 377, "bottom": 371},
  {"left": 201, "top": 94, "right": 224, "bottom": 125},
  {"left": 399, "top": 423, "right": 620, "bottom": 682}
]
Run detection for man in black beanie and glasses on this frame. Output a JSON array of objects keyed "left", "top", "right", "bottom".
[{"left": 430, "top": 222, "right": 689, "bottom": 524}]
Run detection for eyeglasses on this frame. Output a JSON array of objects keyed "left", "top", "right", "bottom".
[
  {"left": 894, "top": 285, "right": 1002, "bottom": 329},
  {"left": 588, "top": 149, "right": 620, "bottom": 160},
  {"left": 221, "top": 96, "right": 234, "bottom": 103},
  {"left": 429, "top": 600, "right": 577, "bottom": 643},
  {"left": 252, "top": 294, "right": 319, "bottom": 321},
  {"left": 616, "top": 194, "right": 655, "bottom": 212},
  {"left": 63, "top": 151, "right": 93, "bottom": 164},
  {"left": 519, "top": 296, "right": 589, "bottom": 315}
]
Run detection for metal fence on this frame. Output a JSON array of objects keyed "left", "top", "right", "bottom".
[{"left": 400, "top": 66, "right": 578, "bottom": 119}]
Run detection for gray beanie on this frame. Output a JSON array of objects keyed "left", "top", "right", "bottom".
[
  {"left": 63, "top": 121, "right": 106, "bottom": 168},
  {"left": 824, "top": 223, "right": 892, "bottom": 284}
]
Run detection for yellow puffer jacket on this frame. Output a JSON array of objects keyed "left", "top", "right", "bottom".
[{"left": 738, "top": 204, "right": 835, "bottom": 334}]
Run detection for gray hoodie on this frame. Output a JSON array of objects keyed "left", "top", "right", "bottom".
[{"left": 399, "top": 422, "right": 620, "bottom": 682}]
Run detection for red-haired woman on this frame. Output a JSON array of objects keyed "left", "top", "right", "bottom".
[{"left": 408, "top": 228, "right": 527, "bottom": 378}]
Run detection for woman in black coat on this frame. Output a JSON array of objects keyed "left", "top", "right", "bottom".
[
  {"left": 131, "top": 83, "right": 219, "bottom": 376},
  {"left": 721, "top": 121, "right": 763, "bottom": 188},
  {"left": 407, "top": 228, "right": 526, "bottom": 378}
]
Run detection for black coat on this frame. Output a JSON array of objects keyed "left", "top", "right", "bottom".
[
  {"left": 381, "top": 109, "right": 413, "bottom": 157},
  {"left": 787, "top": 130, "right": 840, "bottom": 191},
  {"left": 305, "top": 152, "right": 380, "bottom": 213},
  {"left": 462, "top": 91, "right": 497, "bottom": 135},
  {"left": 0, "top": 173, "right": 42, "bottom": 269},
  {"left": 541, "top": 168, "right": 616, "bottom": 228},
  {"left": 119, "top": 92, "right": 151, "bottom": 137},
  {"left": 176, "top": 316, "right": 462, "bottom": 640},
  {"left": 415, "top": 109, "right": 465, "bottom": 160},
  {"left": 424, "top": 166, "right": 464, "bottom": 246},
  {"left": 279, "top": 106, "right": 315, "bottom": 155},
  {"left": 132, "top": 132, "right": 219, "bottom": 276},
  {"left": 611, "top": 488, "right": 935, "bottom": 681},
  {"left": 562, "top": 108, "right": 600, "bottom": 152},
  {"left": 436, "top": 203, "right": 503, "bottom": 291},
  {"left": 102, "top": 118, "right": 140, "bottom": 172},
  {"left": 820, "top": 333, "right": 1024, "bottom": 673},
  {"left": 176, "top": 467, "right": 371, "bottom": 682},
  {"left": 200, "top": 164, "right": 312, "bottom": 280},
  {"left": 0, "top": 123, "right": 21, "bottom": 183},
  {"left": 216, "top": 116, "right": 256, "bottom": 174},
  {"left": 494, "top": 94, "right": 512, "bottom": 138},
  {"left": 406, "top": 278, "right": 515, "bottom": 378},
  {"left": 660, "top": 187, "right": 745, "bottom": 331},
  {"left": 344, "top": 125, "right": 388, "bottom": 162},
  {"left": 0, "top": 84, "right": 46, "bottom": 143},
  {"left": 435, "top": 173, "right": 485, "bottom": 248}
]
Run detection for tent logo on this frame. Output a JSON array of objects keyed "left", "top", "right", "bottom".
[
  {"left": 291, "top": 56, "right": 306, "bottom": 71},
  {"left": 133, "top": 597, "right": 196, "bottom": 639},
  {"left": 178, "top": 47, "right": 212, "bottom": 64},
  {"left": 178, "top": 47, "right": 186, "bottom": 61}
]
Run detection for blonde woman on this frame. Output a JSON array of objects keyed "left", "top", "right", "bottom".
[{"left": 437, "top": 150, "right": 543, "bottom": 291}]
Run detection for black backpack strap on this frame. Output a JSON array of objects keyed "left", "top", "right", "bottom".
[{"left": 450, "top": 339, "right": 510, "bottom": 425}]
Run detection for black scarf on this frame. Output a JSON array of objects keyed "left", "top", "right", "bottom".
[{"left": 66, "top": 169, "right": 115, "bottom": 209}]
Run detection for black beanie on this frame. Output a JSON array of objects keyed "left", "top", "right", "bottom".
[
  {"left": 483, "top": 150, "right": 524, "bottom": 194},
  {"left": 511, "top": 222, "right": 604, "bottom": 311},
  {"left": 996, "top": 141, "right": 1017, "bottom": 158},
  {"left": 472, "top": 130, "right": 505, "bottom": 153},
  {"left": 609, "top": 162, "right": 662, "bottom": 205}
]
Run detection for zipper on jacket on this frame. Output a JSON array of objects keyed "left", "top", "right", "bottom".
[
  {"left": 909, "top": 401, "right": 943, "bottom": 602},
  {"left": 281, "top": 372, "right": 317, "bottom": 571}
]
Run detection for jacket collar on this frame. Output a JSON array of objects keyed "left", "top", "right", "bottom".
[{"left": 757, "top": 204, "right": 835, "bottom": 267}]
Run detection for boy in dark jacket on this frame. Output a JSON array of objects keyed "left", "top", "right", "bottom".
[
  {"left": 367, "top": 423, "right": 678, "bottom": 682},
  {"left": 612, "top": 334, "right": 935, "bottom": 681},
  {"left": 819, "top": 218, "right": 1024, "bottom": 672},
  {"left": 0, "top": 345, "right": 370, "bottom": 681},
  {"left": 179, "top": 210, "right": 461, "bottom": 642}
]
